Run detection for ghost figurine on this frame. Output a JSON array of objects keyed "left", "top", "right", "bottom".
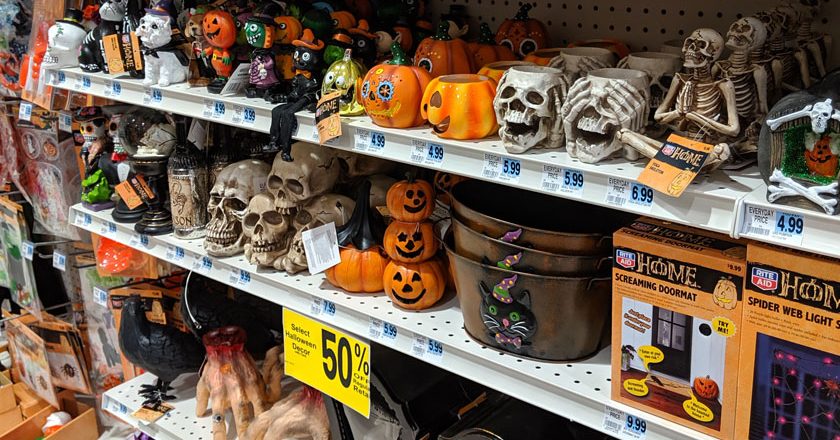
[
  {"left": 136, "top": 7, "right": 190, "bottom": 87},
  {"left": 43, "top": 9, "right": 88, "bottom": 69}
]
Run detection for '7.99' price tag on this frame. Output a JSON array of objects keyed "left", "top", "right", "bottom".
[
  {"left": 283, "top": 308, "right": 370, "bottom": 417},
  {"left": 603, "top": 405, "right": 647, "bottom": 440}
]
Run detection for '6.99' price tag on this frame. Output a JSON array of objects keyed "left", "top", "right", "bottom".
[{"left": 283, "top": 308, "right": 370, "bottom": 417}]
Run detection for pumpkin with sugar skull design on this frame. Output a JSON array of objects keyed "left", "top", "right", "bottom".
[
  {"left": 421, "top": 74, "right": 498, "bottom": 140},
  {"left": 383, "top": 258, "right": 446, "bottom": 310},
  {"left": 385, "top": 176, "right": 435, "bottom": 222},
  {"left": 470, "top": 23, "right": 517, "bottom": 68},
  {"left": 384, "top": 221, "right": 438, "bottom": 263},
  {"left": 361, "top": 42, "right": 432, "bottom": 128}
]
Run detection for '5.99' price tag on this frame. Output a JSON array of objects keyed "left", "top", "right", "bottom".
[
  {"left": 368, "top": 318, "right": 398, "bottom": 346},
  {"left": 283, "top": 308, "right": 370, "bottom": 417},
  {"left": 560, "top": 168, "right": 584, "bottom": 197}
]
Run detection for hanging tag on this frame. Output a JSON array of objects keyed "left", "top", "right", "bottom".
[
  {"left": 115, "top": 175, "right": 154, "bottom": 209},
  {"left": 102, "top": 33, "right": 143, "bottom": 74},
  {"left": 22, "top": 241, "right": 34, "bottom": 261},
  {"left": 18, "top": 102, "right": 32, "bottom": 122},
  {"left": 301, "top": 222, "right": 341, "bottom": 274},
  {"left": 315, "top": 91, "right": 343, "bottom": 144},
  {"left": 52, "top": 252, "right": 67, "bottom": 272},
  {"left": 93, "top": 287, "right": 109, "bottom": 307},
  {"left": 637, "top": 134, "right": 713, "bottom": 197},
  {"left": 220, "top": 64, "right": 251, "bottom": 95},
  {"left": 58, "top": 112, "right": 73, "bottom": 133}
]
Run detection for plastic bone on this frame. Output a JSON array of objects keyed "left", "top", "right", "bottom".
[
  {"left": 766, "top": 99, "right": 840, "bottom": 133},
  {"left": 768, "top": 168, "right": 838, "bottom": 214}
]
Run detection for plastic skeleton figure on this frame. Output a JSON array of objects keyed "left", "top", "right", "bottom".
[
  {"left": 618, "top": 29, "right": 738, "bottom": 171},
  {"left": 792, "top": 0, "right": 832, "bottom": 83}
]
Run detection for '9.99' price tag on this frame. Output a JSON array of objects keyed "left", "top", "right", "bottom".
[{"left": 603, "top": 405, "right": 647, "bottom": 440}]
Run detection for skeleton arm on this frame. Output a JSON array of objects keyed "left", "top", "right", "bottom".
[
  {"left": 806, "top": 40, "right": 827, "bottom": 78},
  {"left": 793, "top": 48, "right": 812, "bottom": 88},
  {"left": 752, "top": 65, "right": 769, "bottom": 115},
  {"left": 653, "top": 75, "right": 684, "bottom": 124},
  {"left": 684, "top": 79, "right": 740, "bottom": 137}
]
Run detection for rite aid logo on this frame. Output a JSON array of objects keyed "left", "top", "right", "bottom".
[
  {"left": 661, "top": 143, "right": 676, "bottom": 156},
  {"left": 616, "top": 250, "right": 636, "bottom": 269},
  {"left": 751, "top": 267, "right": 779, "bottom": 291}
]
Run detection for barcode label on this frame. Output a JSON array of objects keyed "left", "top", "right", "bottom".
[{"left": 745, "top": 226, "right": 771, "bottom": 236}]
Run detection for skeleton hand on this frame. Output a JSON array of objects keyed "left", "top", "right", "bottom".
[
  {"left": 260, "top": 346, "right": 284, "bottom": 403},
  {"left": 243, "top": 382, "right": 330, "bottom": 440},
  {"left": 196, "top": 326, "right": 269, "bottom": 440},
  {"left": 655, "top": 110, "right": 682, "bottom": 124}
]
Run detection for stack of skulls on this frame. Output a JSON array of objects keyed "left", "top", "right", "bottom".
[{"left": 382, "top": 177, "right": 447, "bottom": 310}]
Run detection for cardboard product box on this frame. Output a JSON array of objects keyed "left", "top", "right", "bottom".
[
  {"left": 0, "top": 390, "right": 97, "bottom": 440},
  {"left": 0, "top": 406, "right": 21, "bottom": 433},
  {"left": 735, "top": 243, "right": 840, "bottom": 439},
  {"left": 611, "top": 219, "right": 747, "bottom": 439}
]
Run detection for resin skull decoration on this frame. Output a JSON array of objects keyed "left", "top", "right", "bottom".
[
  {"left": 494, "top": 65, "right": 569, "bottom": 154},
  {"left": 205, "top": 159, "right": 271, "bottom": 257},
  {"left": 267, "top": 142, "right": 340, "bottom": 214},
  {"left": 243, "top": 192, "right": 294, "bottom": 267},
  {"left": 682, "top": 28, "right": 724, "bottom": 69},
  {"left": 562, "top": 68, "right": 650, "bottom": 163},
  {"left": 280, "top": 193, "right": 355, "bottom": 273}
]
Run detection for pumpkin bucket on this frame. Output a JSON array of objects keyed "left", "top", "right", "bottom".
[
  {"left": 477, "top": 60, "right": 534, "bottom": 83},
  {"left": 420, "top": 74, "right": 499, "bottom": 140}
]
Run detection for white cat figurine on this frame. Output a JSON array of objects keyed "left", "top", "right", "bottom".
[{"left": 136, "top": 11, "right": 189, "bottom": 87}]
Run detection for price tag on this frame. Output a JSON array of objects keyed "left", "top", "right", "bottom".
[
  {"left": 18, "top": 102, "right": 32, "bottom": 122},
  {"left": 228, "top": 267, "right": 251, "bottom": 287},
  {"left": 93, "top": 287, "right": 109, "bottom": 307},
  {"left": 102, "top": 395, "right": 128, "bottom": 415},
  {"left": 368, "top": 318, "right": 398, "bottom": 345},
  {"left": 540, "top": 164, "right": 563, "bottom": 193},
  {"left": 104, "top": 80, "right": 120, "bottom": 97},
  {"left": 560, "top": 168, "right": 585, "bottom": 197},
  {"left": 354, "top": 128, "right": 386, "bottom": 153},
  {"left": 481, "top": 153, "right": 502, "bottom": 180},
  {"left": 603, "top": 405, "right": 647, "bottom": 440},
  {"left": 50, "top": 70, "right": 66, "bottom": 86},
  {"left": 309, "top": 124, "right": 339, "bottom": 146},
  {"left": 629, "top": 183, "right": 654, "bottom": 210},
  {"left": 203, "top": 99, "right": 226, "bottom": 119},
  {"left": 231, "top": 105, "right": 256, "bottom": 125},
  {"left": 129, "top": 232, "right": 150, "bottom": 249},
  {"left": 311, "top": 298, "right": 337, "bottom": 318},
  {"left": 742, "top": 205, "right": 775, "bottom": 237},
  {"left": 499, "top": 157, "right": 522, "bottom": 183},
  {"left": 408, "top": 140, "right": 445, "bottom": 166},
  {"left": 74, "top": 75, "right": 92, "bottom": 91},
  {"left": 143, "top": 87, "right": 163, "bottom": 105},
  {"left": 59, "top": 112, "right": 73, "bottom": 133},
  {"left": 193, "top": 256, "right": 213, "bottom": 274},
  {"left": 74, "top": 212, "right": 92, "bottom": 227},
  {"left": 301, "top": 222, "right": 341, "bottom": 274},
  {"left": 773, "top": 210, "right": 805, "bottom": 245},
  {"left": 165, "top": 244, "right": 186, "bottom": 262},
  {"left": 22, "top": 241, "right": 34, "bottom": 261},
  {"left": 605, "top": 178, "right": 630, "bottom": 207},
  {"left": 52, "top": 252, "right": 67, "bottom": 272},
  {"left": 98, "top": 220, "right": 117, "bottom": 236},
  {"left": 411, "top": 334, "right": 444, "bottom": 364},
  {"left": 283, "top": 308, "right": 370, "bottom": 417}
]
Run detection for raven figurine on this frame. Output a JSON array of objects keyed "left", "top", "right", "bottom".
[{"left": 118, "top": 295, "right": 206, "bottom": 405}]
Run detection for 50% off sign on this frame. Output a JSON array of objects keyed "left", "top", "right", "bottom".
[{"left": 283, "top": 308, "right": 371, "bottom": 417}]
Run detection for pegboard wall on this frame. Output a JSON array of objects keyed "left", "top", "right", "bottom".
[{"left": 429, "top": 0, "right": 840, "bottom": 61}]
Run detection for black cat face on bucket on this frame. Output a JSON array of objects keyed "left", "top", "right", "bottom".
[{"left": 479, "top": 275, "right": 536, "bottom": 351}]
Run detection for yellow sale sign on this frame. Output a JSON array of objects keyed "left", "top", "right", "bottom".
[{"left": 283, "top": 308, "right": 370, "bottom": 417}]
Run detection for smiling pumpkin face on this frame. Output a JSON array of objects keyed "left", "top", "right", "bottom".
[
  {"left": 383, "top": 259, "right": 446, "bottom": 310},
  {"left": 202, "top": 10, "right": 237, "bottom": 49},
  {"left": 420, "top": 74, "right": 499, "bottom": 140},
  {"left": 385, "top": 177, "right": 435, "bottom": 222},
  {"left": 384, "top": 221, "right": 438, "bottom": 262}
]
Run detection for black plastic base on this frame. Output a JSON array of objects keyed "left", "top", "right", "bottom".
[
  {"left": 112, "top": 200, "right": 146, "bottom": 224},
  {"left": 135, "top": 208, "right": 173, "bottom": 236},
  {"left": 206, "top": 78, "right": 227, "bottom": 94}
]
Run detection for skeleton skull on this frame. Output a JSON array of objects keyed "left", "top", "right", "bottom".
[
  {"left": 267, "top": 142, "right": 340, "bottom": 214},
  {"left": 494, "top": 65, "right": 569, "bottom": 153},
  {"left": 243, "top": 192, "right": 294, "bottom": 267},
  {"left": 205, "top": 159, "right": 271, "bottom": 257},
  {"left": 810, "top": 99, "right": 835, "bottom": 133},
  {"left": 754, "top": 11, "right": 782, "bottom": 42},
  {"left": 280, "top": 194, "right": 355, "bottom": 274},
  {"left": 79, "top": 118, "right": 107, "bottom": 149},
  {"left": 682, "top": 29, "right": 724, "bottom": 69},
  {"left": 726, "top": 17, "right": 767, "bottom": 52},
  {"left": 617, "top": 52, "right": 681, "bottom": 120},
  {"left": 562, "top": 68, "right": 650, "bottom": 163}
]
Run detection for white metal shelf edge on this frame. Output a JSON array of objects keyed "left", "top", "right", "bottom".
[{"left": 72, "top": 204, "right": 713, "bottom": 440}]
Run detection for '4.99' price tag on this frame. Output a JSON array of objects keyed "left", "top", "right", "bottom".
[
  {"left": 283, "top": 308, "right": 370, "bottom": 417},
  {"left": 143, "top": 87, "right": 163, "bottom": 105},
  {"left": 773, "top": 210, "right": 805, "bottom": 245},
  {"left": 409, "top": 140, "right": 445, "bottom": 167},
  {"left": 354, "top": 128, "right": 386, "bottom": 153},
  {"left": 228, "top": 267, "right": 251, "bottom": 287},
  {"left": 203, "top": 99, "right": 226, "bottom": 119}
]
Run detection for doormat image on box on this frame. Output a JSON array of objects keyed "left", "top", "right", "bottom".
[
  {"left": 749, "top": 334, "right": 840, "bottom": 440},
  {"left": 618, "top": 298, "right": 724, "bottom": 431}
]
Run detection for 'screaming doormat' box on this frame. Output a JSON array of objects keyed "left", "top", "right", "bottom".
[
  {"left": 611, "top": 219, "right": 746, "bottom": 439},
  {"left": 736, "top": 243, "right": 840, "bottom": 440}
]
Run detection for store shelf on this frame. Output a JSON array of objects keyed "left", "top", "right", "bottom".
[
  {"left": 73, "top": 203, "right": 714, "bottom": 440},
  {"left": 102, "top": 373, "right": 225, "bottom": 440},
  {"left": 51, "top": 67, "right": 764, "bottom": 237},
  {"left": 734, "top": 183, "right": 840, "bottom": 259}
]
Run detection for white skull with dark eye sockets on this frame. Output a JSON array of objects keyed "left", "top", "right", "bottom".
[
  {"left": 243, "top": 192, "right": 294, "bottom": 267},
  {"left": 80, "top": 118, "right": 107, "bottom": 147},
  {"left": 279, "top": 194, "right": 355, "bottom": 274},
  {"left": 682, "top": 28, "right": 724, "bottom": 69},
  {"left": 494, "top": 65, "right": 569, "bottom": 153},
  {"left": 267, "top": 142, "right": 340, "bottom": 214},
  {"left": 205, "top": 159, "right": 270, "bottom": 257},
  {"left": 726, "top": 17, "right": 767, "bottom": 52}
]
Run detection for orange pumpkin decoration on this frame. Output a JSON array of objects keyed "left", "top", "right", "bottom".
[
  {"left": 325, "top": 245, "right": 389, "bottom": 293},
  {"left": 805, "top": 135, "right": 839, "bottom": 178},
  {"left": 523, "top": 48, "right": 564, "bottom": 66},
  {"left": 203, "top": 10, "right": 238, "bottom": 49},
  {"left": 383, "top": 258, "right": 446, "bottom": 310},
  {"left": 274, "top": 16, "right": 303, "bottom": 45},
  {"left": 495, "top": 3, "right": 550, "bottom": 58},
  {"left": 386, "top": 177, "right": 435, "bottom": 222},
  {"left": 384, "top": 221, "right": 438, "bottom": 263},
  {"left": 393, "top": 24, "right": 413, "bottom": 53},
  {"left": 421, "top": 74, "right": 499, "bottom": 140},
  {"left": 693, "top": 376, "right": 720, "bottom": 400},
  {"left": 470, "top": 23, "right": 517, "bottom": 68},
  {"left": 434, "top": 172, "right": 468, "bottom": 205},
  {"left": 414, "top": 21, "right": 474, "bottom": 77},
  {"left": 477, "top": 60, "right": 534, "bottom": 83},
  {"left": 330, "top": 10, "right": 357, "bottom": 30},
  {"left": 361, "top": 42, "right": 432, "bottom": 128}
]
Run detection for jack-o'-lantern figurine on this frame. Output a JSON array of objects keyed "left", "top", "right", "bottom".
[
  {"left": 361, "top": 42, "right": 432, "bottom": 128},
  {"left": 414, "top": 21, "right": 474, "bottom": 77},
  {"left": 245, "top": 13, "right": 281, "bottom": 99},
  {"left": 421, "top": 74, "right": 498, "bottom": 140},
  {"left": 330, "top": 10, "right": 357, "bottom": 30},
  {"left": 382, "top": 258, "right": 446, "bottom": 310},
  {"left": 322, "top": 49, "right": 365, "bottom": 116},
  {"left": 495, "top": 3, "right": 549, "bottom": 58},
  {"left": 434, "top": 171, "right": 468, "bottom": 205},
  {"left": 273, "top": 16, "right": 303, "bottom": 81},
  {"left": 202, "top": 9, "right": 238, "bottom": 93},
  {"left": 805, "top": 135, "right": 840, "bottom": 178},
  {"left": 384, "top": 221, "right": 438, "bottom": 262}
]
